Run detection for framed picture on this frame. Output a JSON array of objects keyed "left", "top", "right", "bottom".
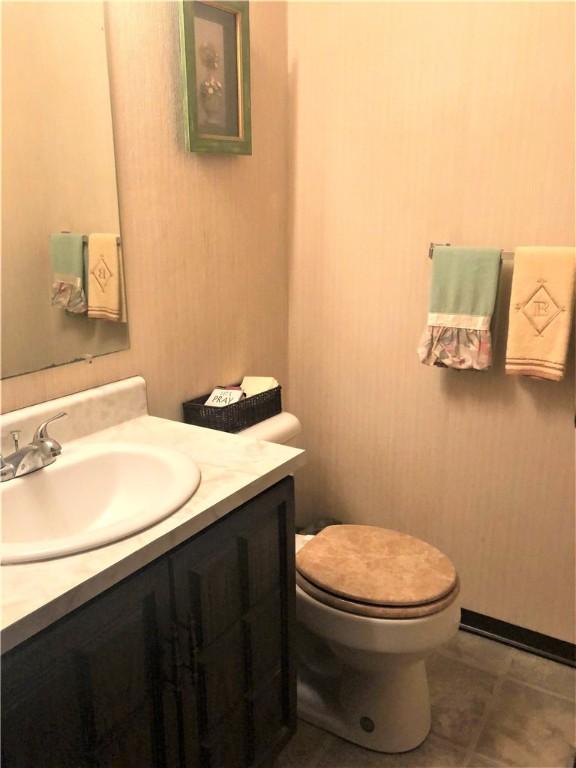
[{"left": 179, "top": 1, "right": 252, "bottom": 155}]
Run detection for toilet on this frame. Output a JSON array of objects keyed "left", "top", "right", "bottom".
[{"left": 240, "top": 413, "right": 461, "bottom": 754}]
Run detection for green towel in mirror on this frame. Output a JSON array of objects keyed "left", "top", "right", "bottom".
[{"left": 50, "top": 232, "right": 87, "bottom": 314}]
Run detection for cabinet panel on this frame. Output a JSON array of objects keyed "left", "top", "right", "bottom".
[
  {"left": 1, "top": 477, "right": 296, "bottom": 768},
  {"left": 91, "top": 703, "right": 157, "bottom": 768},
  {"left": 202, "top": 702, "right": 248, "bottom": 768},
  {"left": 251, "top": 672, "right": 286, "bottom": 763},
  {"left": 245, "top": 592, "right": 283, "bottom": 686},
  {"left": 238, "top": 511, "right": 281, "bottom": 607},
  {"left": 172, "top": 530, "right": 244, "bottom": 651},
  {"left": 2, "top": 657, "right": 89, "bottom": 768},
  {"left": 1, "top": 559, "right": 180, "bottom": 768},
  {"left": 79, "top": 600, "right": 153, "bottom": 737},
  {"left": 175, "top": 665, "right": 203, "bottom": 768},
  {"left": 171, "top": 476, "right": 296, "bottom": 768},
  {"left": 199, "top": 623, "right": 247, "bottom": 731}
]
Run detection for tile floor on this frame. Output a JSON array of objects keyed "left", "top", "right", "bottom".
[{"left": 276, "top": 631, "right": 575, "bottom": 768}]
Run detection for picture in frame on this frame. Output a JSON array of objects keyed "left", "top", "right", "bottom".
[{"left": 180, "top": 1, "right": 251, "bottom": 155}]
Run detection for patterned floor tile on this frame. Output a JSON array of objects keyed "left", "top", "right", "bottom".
[
  {"left": 315, "top": 733, "right": 466, "bottom": 767},
  {"left": 427, "top": 654, "right": 498, "bottom": 748},
  {"left": 438, "top": 631, "right": 513, "bottom": 676},
  {"left": 466, "top": 753, "right": 505, "bottom": 767},
  {"left": 474, "top": 679, "right": 575, "bottom": 767},
  {"left": 276, "top": 721, "right": 335, "bottom": 768},
  {"left": 507, "top": 649, "right": 575, "bottom": 701},
  {"left": 277, "top": 635, "right": 576, "bottom": 768}
]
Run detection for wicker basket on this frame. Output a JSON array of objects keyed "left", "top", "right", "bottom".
[{"left": 182, "top": 386, "right": 282, "bottom": 433}]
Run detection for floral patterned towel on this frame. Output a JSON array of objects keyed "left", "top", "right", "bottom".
[
  {"left": 418, "top": 327, "right": 492, "bottom": 370},
  {"left": 418, "top": 246, "right": 501, "bottom": 370}
]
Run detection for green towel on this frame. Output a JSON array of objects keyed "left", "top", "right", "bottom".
[
  {"left": 50, "top": 232, "right": 87, "bottom": 314},
  {"left": 428, "top": 246, "right": 501, "bottom": 329}
]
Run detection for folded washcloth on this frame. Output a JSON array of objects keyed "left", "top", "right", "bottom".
[
  {"left": 418, "top": 246, "right": 502, "bottom": 370},
  {"left": 87, "top": 233, "right": 127, "bottom": 323},
  {"left": 50, "top": 232, "right": 87, "bottom": 313},
  {"left": 505, "top": 247, "right": 575, "bottom": 381}
]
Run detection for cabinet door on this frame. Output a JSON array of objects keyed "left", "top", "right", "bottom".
[
  {"left": 2, "top": 559, "right": 179, "bottom": 768},
  {"left": 170, "top": 477, "right": 296, "bottom": 768}
]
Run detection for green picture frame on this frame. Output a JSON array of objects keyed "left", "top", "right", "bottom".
[{"left": 179, "top": 1, "right": 252, "bottom": 155}]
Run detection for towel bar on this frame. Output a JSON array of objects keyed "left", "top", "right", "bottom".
[
  {"left": 81, "top": 235, "right": 121, "bottom": 246},
  {"left": 429, "top": 242, "right": 513, "bottom": 260},
  {"left": 59, "top": 231, "right": 121, "bottom": 246}
]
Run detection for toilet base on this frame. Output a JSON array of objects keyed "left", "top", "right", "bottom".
[{"left": 296, "top": 628, "right": 432, "bottom": 753}]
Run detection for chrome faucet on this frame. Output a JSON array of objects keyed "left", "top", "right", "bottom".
[{"left": 1, "top": 412, "right": 68, "bottom": 482}]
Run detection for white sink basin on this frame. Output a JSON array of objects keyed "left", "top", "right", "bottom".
[{"left": 1, "top": 442, "right": 201, "bottom": 565}]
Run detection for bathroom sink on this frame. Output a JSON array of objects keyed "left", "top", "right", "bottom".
[{"left": 1, "top": 442, "right": 201, "bottom": 565}]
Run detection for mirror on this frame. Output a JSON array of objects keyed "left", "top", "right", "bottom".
[{"left": 1, "top": 2, "right": 129, "bottom": 380}]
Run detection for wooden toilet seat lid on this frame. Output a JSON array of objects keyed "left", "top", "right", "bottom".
[
  {"left": 296, "top": 525, "right": 458, "bottom": 607},
  {"left": 296, "top": 570, "right": 460, "bottom": 619}
]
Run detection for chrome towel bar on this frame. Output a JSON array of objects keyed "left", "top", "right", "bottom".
[{"left": 429, "top": 242, "right": 513, "bottom": 260}]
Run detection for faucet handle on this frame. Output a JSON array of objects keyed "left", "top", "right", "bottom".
[
  {"left": 1, "top": 456, "right": 15, "bottom": 482},
  {"left": 9, "top": 430, "right": 21, "bottom": 450},
  {"left": 33, "top": 412, "right": 68, "bottom": 448}
]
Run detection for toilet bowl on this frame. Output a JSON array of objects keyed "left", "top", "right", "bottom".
[
  {"left": 240, "top": 413, "right": 461, "bottom": 753},
  {"left": 295, "top": 527, "right": 460, "bottom": 752}
]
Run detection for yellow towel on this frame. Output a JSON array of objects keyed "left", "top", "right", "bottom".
[
  {"left": 505, "top": 247, "right": 575, "bottom": 381},
  {"left": 87, "top": 234, "right": 127, "bottom": 323}
]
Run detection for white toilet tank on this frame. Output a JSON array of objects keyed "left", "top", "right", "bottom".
[{"left": 239, "top": 412, "right": 302, "bottom": 446}]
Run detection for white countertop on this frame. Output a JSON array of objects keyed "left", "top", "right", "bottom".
[{"left": 1, "top": 401, "right": 304, "bottom": 652}]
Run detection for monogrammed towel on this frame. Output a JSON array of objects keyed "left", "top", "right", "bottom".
[
  {"left": 87, "top": 233, "right": 126, "bottom": 322},
  {"left": 505, "top": 247, "right": 575, "bottom": 381}
]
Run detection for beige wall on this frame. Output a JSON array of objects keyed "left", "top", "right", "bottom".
[
  {"left": 3, "top": 2, "right": 574, "bottom": 643},
  {"left": 2, "top": 2, "right": 127, "bottom": 378},
  {"left": 287, "top": 2, "right": 575, "bottom": 641},
  {"left": 1, "top": 1, "right": 289, "bottom": 420}
]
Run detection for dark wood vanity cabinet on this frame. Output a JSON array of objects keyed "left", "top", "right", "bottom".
[{"left": 1, "top": 477, "right": 296, "bottom": 768}]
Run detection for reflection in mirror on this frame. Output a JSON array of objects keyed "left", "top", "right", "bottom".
[{"left": 1, "top": 2, "right": 129, "bottom": 380}]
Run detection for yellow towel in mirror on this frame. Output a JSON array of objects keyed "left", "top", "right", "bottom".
[{"left": 87, "top": 234, "right": 127, "bottom": 323}]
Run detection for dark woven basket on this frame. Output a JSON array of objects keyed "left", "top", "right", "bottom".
[{"left": 182, "top": 386, "right": 282, "bottom": 433}]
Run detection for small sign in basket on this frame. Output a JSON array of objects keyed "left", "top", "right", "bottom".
[{"left": 182, "top": 386, "right": 281, "bottom": 433}]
